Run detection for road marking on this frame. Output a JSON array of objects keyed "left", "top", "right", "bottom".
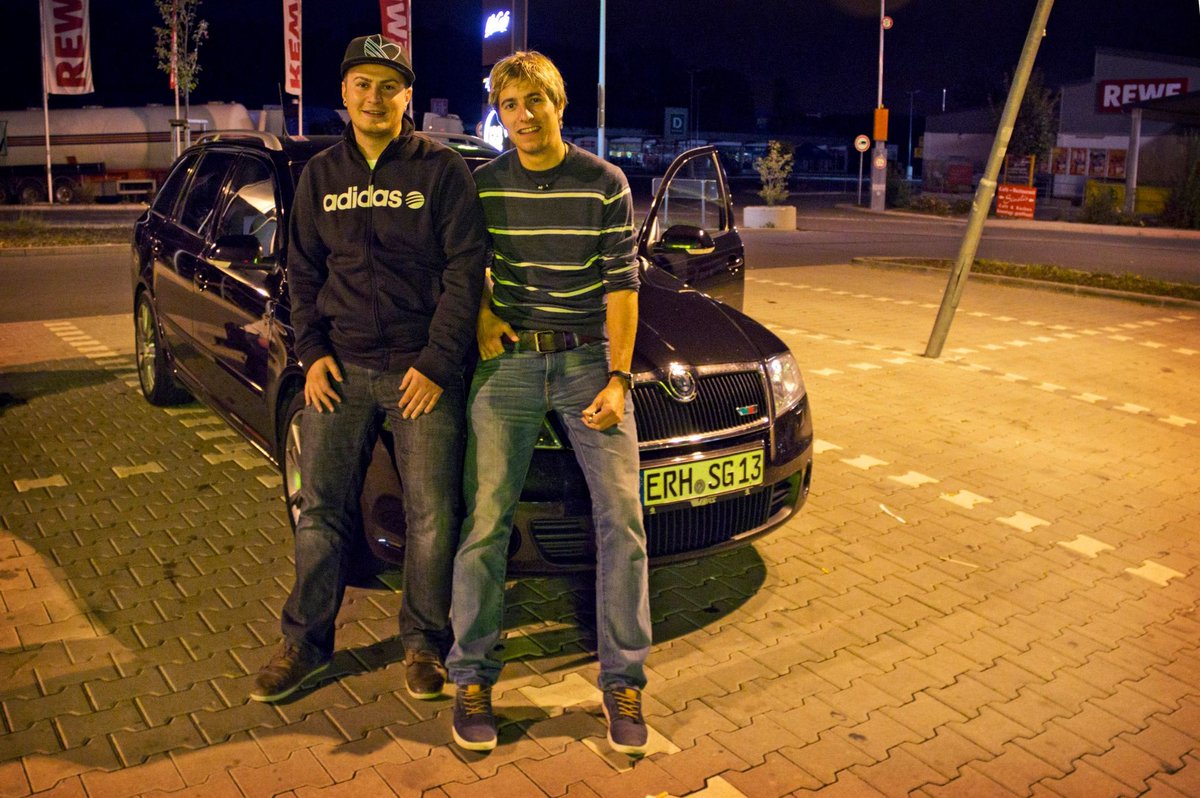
[
  {"left": 112, "top": 462, "right": 165, "bottom": 478},
  {"left": 1159, "top": 416, "right": 1196, "bottom": 428},
  {"left": 996, "top": 512, "right": 1050, "bottom": 533},
  {"left": 1057, "top": 535, "right": 1114, "bottom": 558},
  {"left": 841, "top": 454, "right": 889, "bottom": 470},
  {"left": 14, "top": 475, "right": 68, "bottom": 492},
  {"left": 813, "top": 440, "right": 842, "bottom": 454},
  {"left": 941, "top": 490, "right": 991, "bottom": 509},
  {"left": 1125, "top": 561, "right": 1186, "bottom": 586},
  {"left": 888, "top": 471, "right": 939, "bottom": 487}
]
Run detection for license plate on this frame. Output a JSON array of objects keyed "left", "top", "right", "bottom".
[{"left": 641, "top": 450, "right": 764, "bottom": 508}]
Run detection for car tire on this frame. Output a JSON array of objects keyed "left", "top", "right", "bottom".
[
  {"left": 278, "top": 390, "right": 392, "bottom": 586},
  {"left": 280, "top": 390, "right": 306, "bottom": 532},
  {"left": 134, "top": 292, "right": 191, "bottom": 406}
]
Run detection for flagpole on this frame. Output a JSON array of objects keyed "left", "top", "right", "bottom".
[{"left": 38, "top": 0, "right": 54, "bottom": 205}]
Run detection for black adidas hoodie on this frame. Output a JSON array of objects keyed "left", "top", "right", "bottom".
[{"left": 287, "top": 117, "right": 487, "bottom": 388}]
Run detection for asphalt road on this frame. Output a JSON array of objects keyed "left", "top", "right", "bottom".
[{"left": 1, "top": 205, "right": 1197, "bottom": 324}]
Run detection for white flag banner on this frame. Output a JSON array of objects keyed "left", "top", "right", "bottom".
[
  {"left": 284, "top": 0, "right": 302, "bottom": 96},
  {"left": 41, "top": 0, "right": 93, "bottom": 95},
  {"left": 379, "top": 0, "right": 411, "bottom": 56}
]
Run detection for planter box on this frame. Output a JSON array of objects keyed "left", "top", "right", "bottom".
[{"left": 743, "top": 205, "right": 796, "bottom": 229}]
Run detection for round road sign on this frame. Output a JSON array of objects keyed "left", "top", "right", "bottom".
[
  {"left": 854, "top": 134, "right": 871, "bottom": 153},
  {"left": 873, "top": 155, "right": 887, "bottom": 171},
  {"left": 881, "top": 15, "right": 893, "bottom": 29}
]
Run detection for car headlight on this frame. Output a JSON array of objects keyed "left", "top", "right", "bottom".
[{"left": 766, "top": 352, "right": 805, "bottom": 417}]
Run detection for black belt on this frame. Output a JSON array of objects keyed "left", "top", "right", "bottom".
[{"left": 503, "top": 330, "right": 604, "bottom": 353}]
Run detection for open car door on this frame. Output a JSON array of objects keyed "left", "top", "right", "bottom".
[{"left": 638, "top": 145, "right": 745, "bottom": 311}]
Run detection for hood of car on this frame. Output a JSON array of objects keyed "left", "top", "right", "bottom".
[{"left": 632, "top": 266, "right": 786, "bottom": 374}]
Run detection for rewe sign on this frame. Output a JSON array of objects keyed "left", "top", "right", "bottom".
[{"left": 1096, "top": 78, "right": 1188, "bottom": 113}]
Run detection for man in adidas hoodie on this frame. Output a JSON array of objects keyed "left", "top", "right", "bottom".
[{"left": 250, "top": 34, "right": 487, "bottom": 704}]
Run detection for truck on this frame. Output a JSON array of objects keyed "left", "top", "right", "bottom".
[{"left": 0, "top": 102, "right": 253, "bottom": 204}]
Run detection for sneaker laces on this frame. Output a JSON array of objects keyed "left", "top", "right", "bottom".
[
  {"left": 459, "top": 685, "right": 492, "bottom": 716},
  {"left": 612, "top": 688, "right": 643, "bottom": 721}
]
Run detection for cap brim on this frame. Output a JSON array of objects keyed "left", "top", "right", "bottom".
[{"left": 341, "top": 58, "right": 415, "bottom": 84}]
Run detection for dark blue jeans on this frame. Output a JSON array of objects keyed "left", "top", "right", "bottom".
[{"left": 281, "top": 360, "right": 464, "bottom": 661}]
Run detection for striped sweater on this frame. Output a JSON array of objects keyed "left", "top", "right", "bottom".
[{"left": 474, "top": 144, "right": 638, "bottom": 337}]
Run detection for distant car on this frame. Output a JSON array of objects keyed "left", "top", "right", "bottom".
[{"left": 131, "top": 130, "right": 813, "bottom": 577}]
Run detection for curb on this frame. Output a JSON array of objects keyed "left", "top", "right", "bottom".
[
  {"left": 0, "top": 243, "right": 129, "bottom": 258},
  {"left": 851, "top": 257, "right": 1200, "bottom": 310},
  {"left": 834, "top": 203, "right": 1200, "bottom": 241}
]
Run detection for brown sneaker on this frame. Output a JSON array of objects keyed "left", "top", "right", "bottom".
[
  {"left": 405, "top": 649, "right": 446, "bottom": 700},
  {"left": 249, "top": 642, "right": 330, "bottom": 703}
]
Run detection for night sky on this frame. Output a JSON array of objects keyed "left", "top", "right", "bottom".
[{"left": 4, "top": 0, "right": 1198, "bottom": 133}]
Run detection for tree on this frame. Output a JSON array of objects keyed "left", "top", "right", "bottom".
[
  {"left": 153, "top": 0, "right": 209, "bottom": 106},
  {"left": 755, "top": 141, "right": 794, "bottom": 206},
  {"left": 995, "top": 69, "right": 1058, "bottom": 163}
]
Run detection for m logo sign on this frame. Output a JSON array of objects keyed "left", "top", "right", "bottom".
[{"left": 1095, "top": 78, "right": 1188, "bottom": 114}]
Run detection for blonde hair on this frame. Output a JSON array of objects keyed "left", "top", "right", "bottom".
[{"left": 488, "top": 51, "right": 567, "bottom": 116}]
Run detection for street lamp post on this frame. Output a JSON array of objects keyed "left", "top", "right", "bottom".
[
  {"left": 869, "top": 0, "right": 889, "bottom": 212},
  {"left": 906, "top": 89, "right": 920, "bottom": 179}
]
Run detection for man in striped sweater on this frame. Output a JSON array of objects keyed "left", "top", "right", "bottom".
[{"left": 446, "top": 51, "right": 651, "bottom": 756}]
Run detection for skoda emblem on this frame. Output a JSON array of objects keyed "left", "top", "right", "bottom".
[{"left": 667, "top": 365, "right": 697, "bottom": 403}]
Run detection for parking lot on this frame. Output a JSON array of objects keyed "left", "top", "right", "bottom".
[{"left": 1, "top": 258, "right": 1198, "bottom": 797}]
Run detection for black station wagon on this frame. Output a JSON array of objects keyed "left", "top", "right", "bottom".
[{"left": 131, "top": 129, "right": 813, "bottom": 577}]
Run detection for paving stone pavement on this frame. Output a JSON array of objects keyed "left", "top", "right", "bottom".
[{"left": 1, "top": 262, "right": 1197, "bottom": 797}]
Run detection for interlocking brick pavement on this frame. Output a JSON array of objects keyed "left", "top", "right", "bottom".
[{"left": 3, "top": 256, "right": 1198, "bottom": 796}]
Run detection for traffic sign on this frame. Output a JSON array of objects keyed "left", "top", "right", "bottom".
[
  {"left": 854, "top": 134, "right": 870, "bottom": 153},
  {"left": 873, "top": 155, "right": 887, "bottom": 171}
]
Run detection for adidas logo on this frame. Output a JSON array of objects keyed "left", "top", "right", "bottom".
[{"left": 322, "top": 186, "right": 426, "bottom": 212}]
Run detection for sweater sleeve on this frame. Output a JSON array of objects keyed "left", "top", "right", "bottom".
[
  {"left": 412, "top": 151, "right": 488, "bottom": 387},
  {"left": 598, "top": 171, "right": 639, "bottom": 294},
  {"left": 286, "top": 163, "right": 334, "bottom": 370}
]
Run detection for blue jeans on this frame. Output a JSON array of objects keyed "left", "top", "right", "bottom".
[
  {"left": 281, "top": 360, "right": 464, "bottom": 661},
  {"left": 447, "top": 342, "right": 651, "bottom": 691}
]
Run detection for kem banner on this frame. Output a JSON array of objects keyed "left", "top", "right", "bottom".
[
  {"left": 284, "top": 0, "right": 302, "bottom": 96},
  {"left": 379, "top": 0, "right": 411, "bottom": 55},
  {"left": 41, "top": 0, "right": 93, "bottom": 95}
]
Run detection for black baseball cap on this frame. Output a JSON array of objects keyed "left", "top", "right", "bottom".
[{"left": 340, "top": 34, "right": 415, "bottom": 84}]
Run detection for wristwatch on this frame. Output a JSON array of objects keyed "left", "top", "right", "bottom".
[{"left": 607, "top": 369, "right": 633, "bottom": 389}]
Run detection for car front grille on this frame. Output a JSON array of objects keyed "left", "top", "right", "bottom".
[
  {"left": 632, "top": 369, "right": 768, "bottom": 447},
  {"left": 527, "top": 478, "right": 794, "bottom": 566}
]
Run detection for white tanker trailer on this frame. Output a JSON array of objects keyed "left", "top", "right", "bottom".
[{"left": 0, "top": 102, "right": 253, "bottom": 204}]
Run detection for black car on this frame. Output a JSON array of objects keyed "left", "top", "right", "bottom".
[{"left": 132, "top": 130, "right": 813, "bottom": 576}]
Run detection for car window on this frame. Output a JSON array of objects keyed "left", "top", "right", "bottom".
[
  {"left": 654, "top": 152, "right": 728, "bottom": 233},
  {"left": 151, "top": 152, "right": 199, "bottom": 216},
  {"left": 177, "top": 151, "right": 238, "bottom": 234},
  {"left": 215, "top": 156, "right": 280, "bottom": 257}
]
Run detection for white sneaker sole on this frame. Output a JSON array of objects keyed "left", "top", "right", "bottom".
[{"left": 452, "top": 726, "right": 498, "bottom": 751}]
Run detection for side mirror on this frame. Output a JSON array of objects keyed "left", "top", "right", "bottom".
[
  {"left": 658, "top": 224, "right": 716, "bottom": 255},
  {"left": 212, "top": 234, "right": 263, "bottom": 265}
]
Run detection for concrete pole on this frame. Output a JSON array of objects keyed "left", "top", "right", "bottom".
[
  {"left": 597, "top": 0, "right": 606, "bottom": 160},
  {"left": 869, "top": 0, "right": 888, "bottom": 212},
  {"left": 1124, "top": 108, "right": 1141, "bottom": 215},
  {"left": 38, "top": 0, "right": 54, "bottom": 204},
  {"left": 925, "top": 0, "right": 1055, "bottom": 358}
]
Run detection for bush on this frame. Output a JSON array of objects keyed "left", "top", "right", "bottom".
[
  {"left": 1080, "top": 185, "right": 1138, "bottom": 226},
  {"left": 905, "top": 195, "right": 952, "bottom": 216},
  {"left": 753, "top": 141, "right": 794, "bottom": 206},
  {"left": 886, "top": 165, "right": 911, "bottom": 208},
  {"left": 1161, "top": 144, "right": 1200, "bottom": 230}
]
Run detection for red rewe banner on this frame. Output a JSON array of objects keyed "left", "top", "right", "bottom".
[
  {"left": 41, "top": 0, "right": 93, "bottom": 94},
  {"left": 379, "top": 0, "right": 411, "bottom": 57},
  {"left": 283, "top": 0, "right": 302, "bottom": 96}
]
